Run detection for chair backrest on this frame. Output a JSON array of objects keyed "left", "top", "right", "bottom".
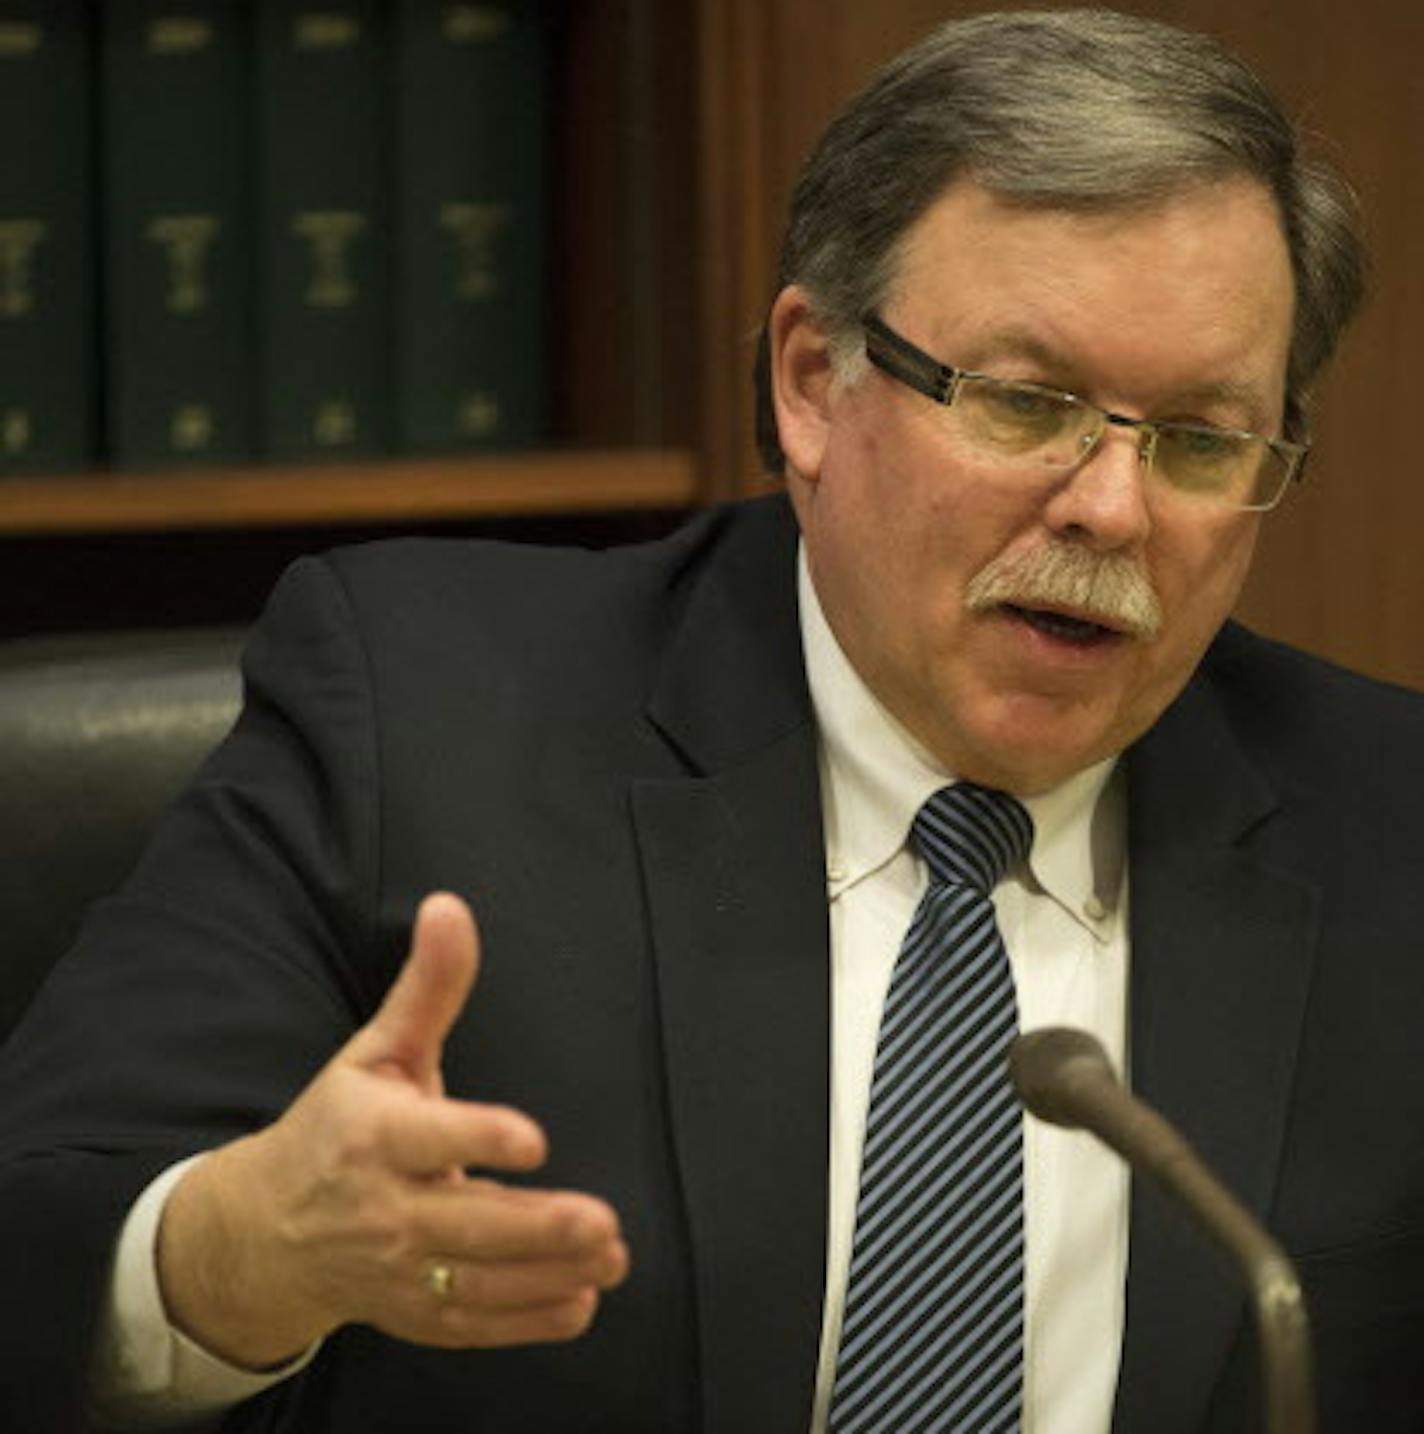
[{"left": 0, "top": 627, "right": 244, "bottom": 1044}]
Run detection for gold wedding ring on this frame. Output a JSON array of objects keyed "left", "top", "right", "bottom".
[{"left": 426, "top": 1261, "right": 455, "bottom": 1299}]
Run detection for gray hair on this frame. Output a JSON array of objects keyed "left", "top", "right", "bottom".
[{"left": 753, "top": 7, "right": 1367, "bottom": 470}]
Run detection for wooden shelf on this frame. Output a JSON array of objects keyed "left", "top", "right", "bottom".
[{"left": 0, "top": 448, "right": 699, "bottom": 536}]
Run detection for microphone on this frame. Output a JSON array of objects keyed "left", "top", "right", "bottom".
[{"left": 1009, "top": 1028, "right": 1314, "bottom": 1434}]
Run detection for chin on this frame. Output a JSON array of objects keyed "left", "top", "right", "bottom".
[
  {"left": 961, "top": 746, "right": 1100, "bottom": 798},
  {"left": 935, "top": 698, "right": 1127, "bottom": 796}
]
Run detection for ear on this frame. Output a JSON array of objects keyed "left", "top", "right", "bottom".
[{"left": 768, "top": 285, "right": 838, "bottom": 484}]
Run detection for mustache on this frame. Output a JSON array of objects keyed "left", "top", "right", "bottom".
[{"left": 965, "top": 542, "right": 1163, "bottom": 640}]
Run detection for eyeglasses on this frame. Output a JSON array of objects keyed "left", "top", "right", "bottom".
[{"left": 862, "top": 315, "right": 1308, "bottom": 512}]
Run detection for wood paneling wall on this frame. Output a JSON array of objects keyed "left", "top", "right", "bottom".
[{"left": 698, "top": 0, "right": 1424, "bottom": 690}]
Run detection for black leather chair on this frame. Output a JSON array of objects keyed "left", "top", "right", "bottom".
[{"left": 0, "top": 627, "right": 245, "bottom": 1044}]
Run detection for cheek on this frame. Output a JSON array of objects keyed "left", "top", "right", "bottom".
[
  {"left": 821, "top": 420, "right": 940, "bottom": 577},
  {"left": 816, "top": 398, "right": 1047, "bottom": 636},
  {"left": 1154, "top": 516, "right": 1260, "bottom": 649},
  {"left": 850, "top": 419, "right": 1026, "bottom": 558}
]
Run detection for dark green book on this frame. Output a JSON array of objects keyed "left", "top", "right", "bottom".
[
  {"left": 0, "top": 3, "right": 95, "bottom": 474},
  {"left": 394, "top": 1, "right": 552, "bottom": 453},
  {"left": 101, "top": 0, "right": 254, "bottom": 467},
  {"left": 256, "top": 0, "right": 390, "bottom": 459}
]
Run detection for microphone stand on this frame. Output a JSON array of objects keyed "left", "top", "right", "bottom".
[{"left": 1010, "top": 1027, "right": 1314, "bottom": 1434}]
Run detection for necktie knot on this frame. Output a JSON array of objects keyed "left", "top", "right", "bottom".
[{"left": 913, "top": 782, "right": 1033, "bottom": 894}]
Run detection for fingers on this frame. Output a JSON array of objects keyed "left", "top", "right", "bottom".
[
  {"left": 398, "top": 1186, "right": 630, "bottom": 1351},
  {"left": 234, "top": 889, "right": 630, "bottom": 1355},
  {"left": 416, "top": 1180, "right": 624, "bottom": 1263},
  {"left": 424, "top": 1224, "right": 628, "bottom": 1312},
  {"left": 337, "top": 892, "right": 543, "bottom": 1175},
  {"left": 422, "top": 1289, "right": 603, "bottom": 1350},
  {"left": 449, "top": 1242, "right": 630, "bottom": 1307},
  {"left": 348, "top": 892, "right": 479, "bottom": 1085},
  {"left": 372, "top": 1090, "right": 547, "bottom": 1177}
]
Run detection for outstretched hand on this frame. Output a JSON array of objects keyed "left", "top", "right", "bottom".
[{"left": 157, "top": 893, "right": 629, "bottom": 1369}]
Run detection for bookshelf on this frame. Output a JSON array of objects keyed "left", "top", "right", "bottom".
[
  {"left": 1, "top": 0, "right": 712, "bottom": 629},
  {"left": 0, "top": 450, "right": 697, "bottom": 536}
]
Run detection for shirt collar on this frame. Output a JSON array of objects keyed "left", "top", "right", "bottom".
[{"left": 799, "top": 546, "right": 1124, "bottom": 936}]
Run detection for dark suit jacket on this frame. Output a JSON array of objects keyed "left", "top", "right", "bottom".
[{"left": 2, "top": 495, "right": 1424, "bottom": 1433}]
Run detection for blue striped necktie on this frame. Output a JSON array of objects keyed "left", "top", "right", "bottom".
[{"left": 828, "top": 782, "right": 1034, "bottom": 1433}]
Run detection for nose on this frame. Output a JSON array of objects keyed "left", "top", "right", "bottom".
[{"left": 1040, "top": 421, "right": 1153, "bottom": 551}]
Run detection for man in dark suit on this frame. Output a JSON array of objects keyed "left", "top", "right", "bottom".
[{"left": 4, "top": 9, "right": 1423, "bottom": 1432}]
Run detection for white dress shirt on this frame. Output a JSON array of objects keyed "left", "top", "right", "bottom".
[
  {"left": 94, "top": 547, "right": 1134, "bottom": 1432},
  {"left": 91, "top": 1156, "right": 319, "bottom": 1425},
  {"left": 799, "top": 552, "right": 1131, "bottom": 1434}
]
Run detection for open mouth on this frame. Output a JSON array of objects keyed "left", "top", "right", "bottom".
[{"left": 1005, "top": 604, "right": 1123, "bottom": 645}]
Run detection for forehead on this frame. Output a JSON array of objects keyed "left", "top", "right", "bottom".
[{"left": 883, "top": 178, "right": 1295, "bottom": 408}]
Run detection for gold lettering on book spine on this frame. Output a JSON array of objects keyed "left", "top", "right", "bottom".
[
  {"left": 439, "top": 203, "right": 511, "bottom": 301},
  {"left": 148, "top": 215, "right": 220, "bottom": 314},
  {"left": 1, "top": 409, "right": 32, "bottom": 455},
  {"left": 443, "top": 7, "right": 509, "bottom": 44},
  {"left": 293, "top": 211, "right": 366, "bottom": 308},
  {"left": 457, "top": 392, "right": 501, "bottom": 438},
  {"left": 294, "top": 14, "right": 361, "bottom": 49},
  {"left": 148, "top": 18, "right": 215, "bottom": 54},
  {"left": 0, "top": 220, "right": 46, "bottom": 318},
  {"left": 170, "top": 403, "right": 215, "bottom": 452},
  {"left": 0, "top": 23, "right": 42, "bottom": 57},
  {"left": 312, "top": 398, "right": 358, "bottom": 446}
]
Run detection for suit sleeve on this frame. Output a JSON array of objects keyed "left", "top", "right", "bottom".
[{"left": 0, "top": 557, "right": 395, "bottom": 1433}]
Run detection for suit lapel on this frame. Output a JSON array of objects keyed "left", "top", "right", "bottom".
[
  {"left": 634, "top": 498, "right": 831, "bottom": 1434},
  {"left": 1113, "top": 668, "right": 1322, "bottom": 1432}
]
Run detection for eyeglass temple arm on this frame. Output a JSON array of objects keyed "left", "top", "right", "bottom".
[{"left": 862, "top": 316, "right": 958, "bottom": 404}]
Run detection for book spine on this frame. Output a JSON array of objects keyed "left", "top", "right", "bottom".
[
  {"left": 256, "top": 0, "right": 390, "bottom": 459},
  {"left": 395, "top": 1, "right": 552, "bottom": 453},
  {"left": 0, "top": 4, "right": 95, "bottom": 474},
  {"left": 101, "top": 0, "right": 254, "bottom": 467}
]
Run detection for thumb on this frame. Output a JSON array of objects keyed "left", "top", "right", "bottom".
[{"left": 347, "top": 890, "right": 479, "bottom": 1086}]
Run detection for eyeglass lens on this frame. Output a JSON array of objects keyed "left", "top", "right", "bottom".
[{"left": 952, "top": 376, "right": 1287, "bottom": 508}]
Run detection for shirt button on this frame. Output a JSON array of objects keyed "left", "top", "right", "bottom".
[
  {"left": 828, "top": 860, "right": 847, "bottom": 883},
  {"left": 1083, "top": 895, "right": 1107, "bottom": 922}
]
